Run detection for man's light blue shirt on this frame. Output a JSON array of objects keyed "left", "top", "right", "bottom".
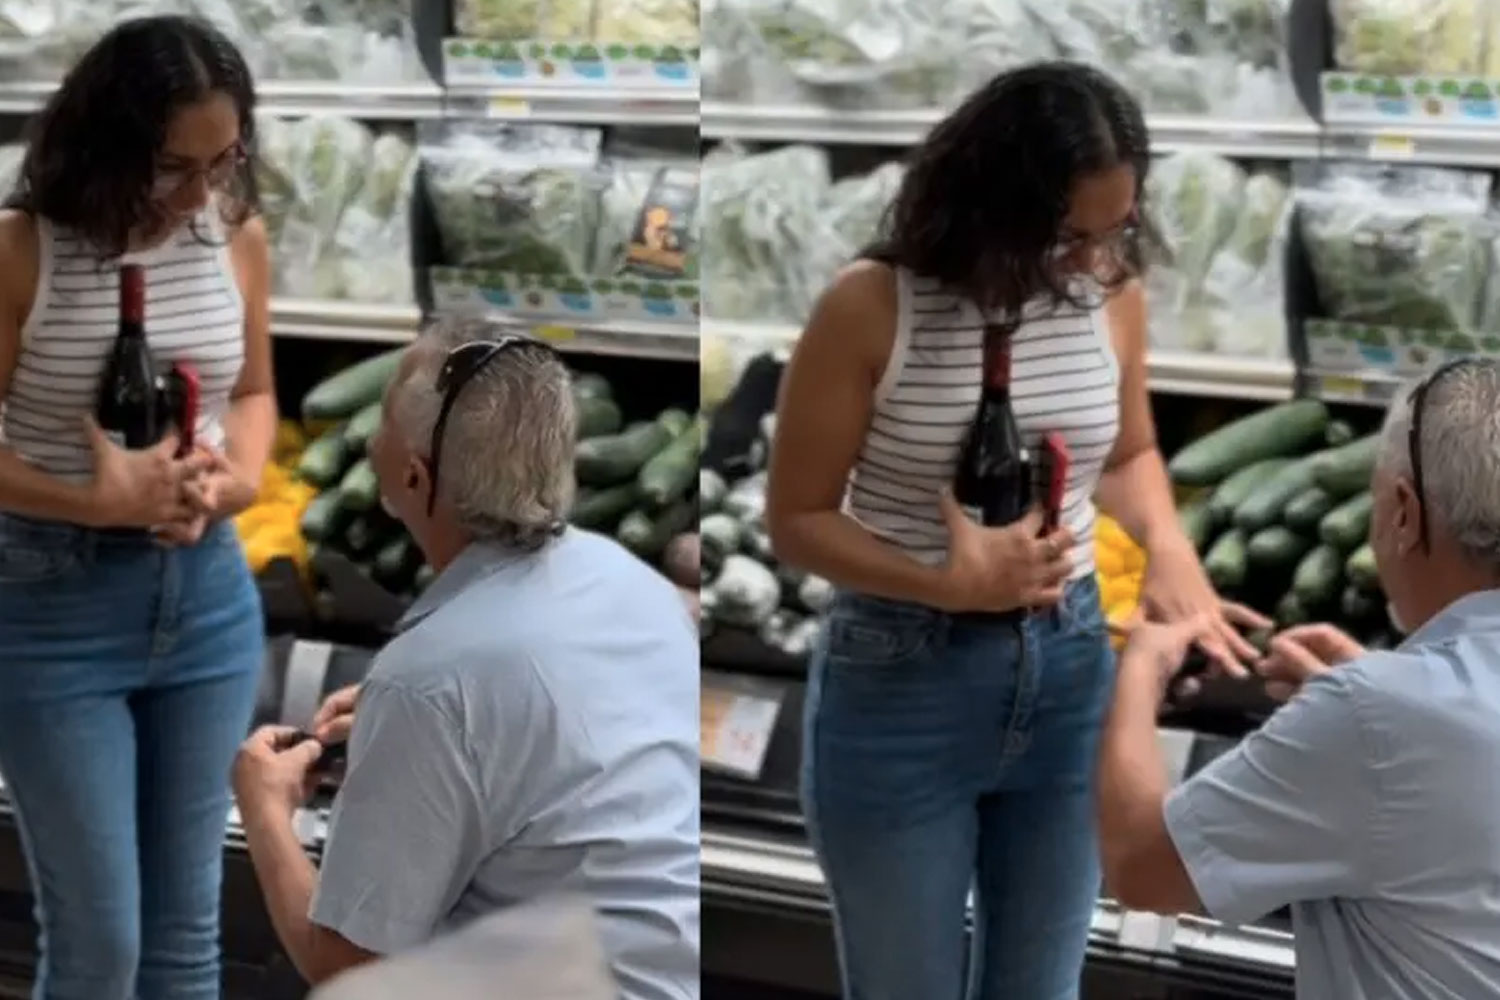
[
  {"left": 1165, "top": 589, "right": 1500, "bottom": 999},
  {"left": 310, "top": 528, "right": 700, "bottom": 1000}
]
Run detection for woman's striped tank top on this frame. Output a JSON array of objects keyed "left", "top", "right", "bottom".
[
  {"left": 1, "top": 213, "right": 245, "bottom": 483},
  {"left": 846, "top": 267, "right": 1121, "bottom": 580}
]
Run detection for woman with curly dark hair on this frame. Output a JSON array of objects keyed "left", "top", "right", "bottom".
[
  {"left": 766, "top": 62, "right": 1267, "bottom": 998},
  {"left": 0, "top": 16, "right": 275, "bottom": 998}
]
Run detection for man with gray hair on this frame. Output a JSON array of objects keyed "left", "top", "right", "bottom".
[
  {"left": 1094, "top": 357, "right": 1500, "bottom": 998},
  {"left": 230, "top": 318, "right": 700, "bottom": 997}
]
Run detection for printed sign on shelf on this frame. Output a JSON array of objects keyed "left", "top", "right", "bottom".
[{"left": 701, "top": 670, "right": 784, "bottom": 781}]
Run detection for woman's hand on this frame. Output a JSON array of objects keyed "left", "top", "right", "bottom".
[
  {"left": 310, "top": 684, "right": 361, "bottom": 745},
  {"left": 936, "top": 491, "right": 1075, "bottom": 613},
  {"left": 1139, "top": 533, "right": 1271, "bottom": 675},
  {"left": 83, "top": 417, "right": 214, "bottom": 529},
  {"left": 151, "top": 448, "right": 257, "bottom": 546}
]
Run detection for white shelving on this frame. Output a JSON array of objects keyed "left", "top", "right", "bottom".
[
  {"left": 270, "top": 299, "right": 422, "bottom": 345},
  {"left": 444, "top": 84, "right": 698, "bottom": 127},
  {"left": 0, "top": 80, "right": 447, "bottom": 119}
]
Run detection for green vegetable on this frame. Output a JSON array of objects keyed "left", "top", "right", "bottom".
[
  {"left": 1319, "top": 492, "right": 1374, "bottom": 551},
  {"left": 300, "top": 491, "right": 348, "bottom": 543},
  {"left": 1341, "top": 584, "right": 1382, "bottom": 623},
  {"left": 302, "top": 349, "right": 404, "bottom": 421},
  {"left": 414, "top": 562, "right": 437, "bottom": 594},
  {"left": 570, "top": 483, "right": 639, "bottom": 530},
  {"left": 1275, "top": 591, "right": 1311, "bottom": 627},
  {"left": 1310, "top": 435, "right": 1379, "bottom": 498},
  {"left": 374, "top": 536, "right": 419, "bottom": 589},
  {"left": 700, "top": 513, "right": 743, "bottom": 566},
  {"left": 572, "top": 372, "right": 612, "bottom": 401},
  {"left": 713, "top": 554, "right": 782, "bottom": 628},
  {"left": 296, "top": 428, "right": 353, "bottom": 488},
  {"left": 576, "top": 396, "right": 623, "bottom": 439},
  {"left": 638, "top": 421, "right": 702, "bottom": 507},
  {"left": 1167, "top": 400, "right": 1329, "bottom": 487},
  {"left": 1292, "top": 544, "right": 1343, "bottom": 607},
  {"left": 1325, "top": 419, "right": 1356, "bottom": 446},
  {"left": 1204, "top": 528, "right": 1248, "bottom": 590},
  {"left": 575, "top": 421, "right": 676, "bottom": 486},
  {"left": 1207, "top": 458, "right": 1293, "bottom": 523},
  {"left": 616, "top": 500, "right": 696, "bottom": 560},
  {"left": 343, "top": 515, "right": 381, "bottom": 557},
  {"left": 1247, "top": 526, "right": 1313, "bottom": 570},
  {"left": 338, "top": 459, "right": 380, "bottom": 514},
  {"left": 1346, "top": 544, "right": 1381, "bottom": 591},
  {"left": 1283, "top": 487, "right": 1335, "bottom": 532},
  {"left": 1246, "top": 627, "right": 1274, "bottom": 656},
  {"left": 343, "top": 403, "right": 383, "bottom": 453},
  {"left": 1179, "top": 499, "right": 1215, "bottom": 552},
  {"left": 1233, "top": 455, "right": 1321, "bottom": 532},
  {"left": 700, "top": 469, "right": 728, "bottom": 513},
  {"left": 798, "top": 575, "right": 835, "bottom": 614}
]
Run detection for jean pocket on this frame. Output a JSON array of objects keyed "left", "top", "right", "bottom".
[
  {"left": 825, "top": 612, "right": 938, "bottom": 667},
  {"left": 0, "top": 517, "right": 86, "bottom": 585}
]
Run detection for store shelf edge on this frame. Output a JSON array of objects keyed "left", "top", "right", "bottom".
[{"left": 0, "top": 80, "right": 445, "bottom": 120}]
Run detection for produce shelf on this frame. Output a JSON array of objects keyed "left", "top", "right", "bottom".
[
  {"left": 270, "top": 299, "right": 422, "bottom": 345},
  {"left": 0, "top": 80, "right": 446, "bottom": 119},
  {"left": 1321, "top": 122, "right": 1500, "bottom": 169},
  {"left": 701, "top": 827, "right": 1296, "bottom": 973},
  {"left": 1301, "top": 367, "right": 1405, "bottom": 408},
  {"left": 444, "top": 85, "right": 698, "bottom": 127},
  {"left": 703, "top": 319, "right": 1297, "bottom": 401},
  {"left": 701, "top": 102, "right": 1322, "bottom": 158}
]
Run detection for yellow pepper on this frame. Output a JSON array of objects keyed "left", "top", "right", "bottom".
[{"left": 1094, "top": 513, "right": 1146, "bottom": 649}]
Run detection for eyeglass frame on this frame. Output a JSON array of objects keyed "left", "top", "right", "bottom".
[
  {"left": 1406, "top": 356, "right": 1487, "bottom": 552},
  {"left": 1048, "top": 212, "right": 1141, "bottom": 278},
  {"left": 425, "top": 336, "right": 561, "bottom": 518},
  {"left": 150, "top": 140, "right": 247, "bottom": 199}
]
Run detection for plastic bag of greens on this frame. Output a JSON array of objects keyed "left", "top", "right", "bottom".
[
  {"left": 1190, "top": 171, "right": 1292, "bottom": 356},
  {"left": 594, "top": 153, "right": 700, "bottom": 281},
  {"left": 0, "top": 142, "right": 24, "bottom": 200},
  {"left": 1330, "top": 0, "right": 1486, "bottom": 75},
  {"left": 1297, "top": 163, "right": 1492, "bottom": 332},
  {"left": 420, "top": 121, "right": 604, "bottom": 277},
  {"left": 594, "top": 0, "right": 700, "bottom": 45},
  {"left": 701, "top": 144, "right": 838, "bottom": 322},
  {"left": 1146, "top": 151, "right": 1248, "bottom": 291},
  {"left": 268, "top": 115, "right": 376, "bottom": 299},
  {"left": 454, "top": 0, "right": 594, "bottom": 40},
  {"left": 948, "top": 0, "right": 1058, "bottom": 95},
  {"left": 332, "top": 131, "right": 418, "bottom": 304},
  {"left": 818, "top": 160, "right": 903, "bottom": 257},
  {"left": 253, "top": 113, "right": 298, "bottom": 246}
]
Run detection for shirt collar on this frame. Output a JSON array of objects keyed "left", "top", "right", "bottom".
[
  {"left": 1398, "top": 589, "right": 1500, "bottom": 649},
  {"left": 398, "top": 538, "right": 533, "bottom": 631}
]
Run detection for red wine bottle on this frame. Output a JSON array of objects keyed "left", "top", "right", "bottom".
[
  {"left": 953, "top": 333, "right": 1032, "bottom": 527},
  {"left": 95, "top": 264, "right": 160, "bottom": 450}
]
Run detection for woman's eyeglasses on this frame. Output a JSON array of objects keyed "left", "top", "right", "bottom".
[
  {"left": 426, "top": 337, "right": 560, "bottom": 516},
  {"left": 151, "top": 141, "right": 247, "bottom": 199},
  {"left": 1049, "top": 215, "right": 1140, "bottom": 283}
]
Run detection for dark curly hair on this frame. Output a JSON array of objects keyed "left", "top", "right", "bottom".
[
  {"left": 8, "top": 15, "right": 259, "bottom": 259},
  {"left": 870, "top": 61, "right": 1151, "bottom": 329}
]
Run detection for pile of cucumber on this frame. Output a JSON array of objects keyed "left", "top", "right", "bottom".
[
  {"left": 291, "top": 350, "right": 703, "bottom": 601},
  {"left": 1169, "top": 399, "right": 1393, "bottom": 645},
  {"left": 699, "top": 414, "right": 834, "bottom": 658}
]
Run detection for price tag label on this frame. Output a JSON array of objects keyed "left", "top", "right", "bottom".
[
  {"left": 1118, "top": 911, "right": 1177, "bottom": 954},
  {"left": 533, "top": 324, "right": 576, "bottom": 344},
  {"left": 701, "top": 671, "right": 784, "bottom": 780},
  {"left": 487, "top": 96, "right": 532, "bottom": 118},
  {"left": 1318, "top": 374, "right": 1368, "bottom": 401},
  {"left": 1368, "top": 132, "right": 1416, "bottom": 160}
]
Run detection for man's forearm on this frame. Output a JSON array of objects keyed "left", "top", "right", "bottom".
[
  {"left": 1097, "top": 652, "right": 1172, "bottom": 895},
  {"left": 242, "top": 811, "right": 321, "bottom": 981}
]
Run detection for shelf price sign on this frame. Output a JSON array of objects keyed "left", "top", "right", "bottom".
[{"left": 701, "top": 670, "right": 784, "bottom": 780}]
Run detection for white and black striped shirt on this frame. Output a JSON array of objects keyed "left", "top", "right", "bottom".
[
  {"left": 846, "top": 267, "right": 1120, "bottom": 579},
  {"left": 1, "top": 214, "right": 244, "bottom": 483}
]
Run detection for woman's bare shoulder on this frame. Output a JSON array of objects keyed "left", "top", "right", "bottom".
[{"left": 0, "top": 210, "right": 39, "bottom": 319}]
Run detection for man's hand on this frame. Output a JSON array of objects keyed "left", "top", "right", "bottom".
[
  {"left": 233, "top": 726, "right": 323, "bottom": 824},
  {"left": 1120, "top": 613, "right": 1219, "bottom": 698},
  {"left": 1259, "top": 623, "right": 1365, "bottom": 701},
  {"left": 310, "top": 684, "right": 361, "bottom": 745}
]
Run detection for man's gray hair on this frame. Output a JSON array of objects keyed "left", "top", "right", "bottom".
[
  {"left": 389, "top": 317, "right": 576, "bottom": 550},
  {"left": 1379, "top": 359, "right": 1500, "bottom": 571}
]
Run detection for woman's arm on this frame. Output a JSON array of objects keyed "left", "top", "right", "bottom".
[
  {"left": 1092, "top": 281, "right": 1182, "bottom": 549},
  {"left": 0, "top": 211, "right": 104, "bottom": 523},
  {"left": 219, "top": 215, "right": 277, "bottom": 501},
  {"left": 766, "top": 262, "right": 952, "bottom": 607}
]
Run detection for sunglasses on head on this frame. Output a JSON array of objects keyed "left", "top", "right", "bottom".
[
  {"left": 426, "top": 336, "right": 560, "bottom": 516},
  {"left": 1407, "top": 356, "right": 1487, "bottom": 551}
]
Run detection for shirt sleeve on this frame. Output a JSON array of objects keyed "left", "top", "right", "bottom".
[
  {"left": 1163, "top": 670, "right": 1377, "bottom": 926},
  {"left": 310, "top": 680, "right": 488, "bottom": 954}
]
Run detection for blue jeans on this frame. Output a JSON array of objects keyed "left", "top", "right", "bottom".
[
  {"left": 802, "top": 578, "right": 1115, "bottom": 1000},
  {"left": 0, "top": 513, "right": 263, "bottom": 1000}
]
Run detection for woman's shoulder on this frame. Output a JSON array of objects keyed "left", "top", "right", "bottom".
[{"left": 0, "top": 209, "right": 39, "bottom": 318}]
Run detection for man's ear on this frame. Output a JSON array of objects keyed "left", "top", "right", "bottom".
[{"left": 1392, "top": 476, "right": 1423, "bottom": 555}]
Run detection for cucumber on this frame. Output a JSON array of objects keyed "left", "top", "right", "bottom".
[
  {"left": 571, "top": 372, "right": 612, "bottom": 401},
  {"left": 1324, "top": 419, "right": 1356, "bottom": 446},
  {"left": 1282, "top": 487, "right": 1334, "bottom": 533},
  {"left": 338, "top": 458, "right": 380, "bottom": 514},
  {"left": 1246, "top": 525, "right": 1313, "bottom": 570},
  {"left": 1318, "top": 492, "right": 1373, "bottom": 551},
  {"left": 700, "top": 469, "right": 728, "bottom": 514},
  {"left": 1340, "top": 584, "right": 1382, "bottom": 623},
  {"left": 1203, "top": 528, "right": 1248, "bottom": 590},
  {"left": 414, "top": 562, "right": 437, "bottom": 594},
  {"left": 714, "top": 554, "right": 782, "bottom": 628},
  {"left": 302, "top": 348, "right": 404, "bottom": 421},
  {"left": 1292, "top": 544, "right": 1343, "bottom": 608},
  {"left": 1232, "top": 455, "right": 1321, "bottom": 532},
  {"left": 616, "top": 499, "right": 697, "bottom": 560},
  {"left": 576, "top": 396, "right": 623, "bottom": 439},
  {"left": 638, "top": 421, "right": 702, "bottom": 508},
  {"left": 700, "top": 513, "right": 743, "bottom": 566},
  {"left": 1166, "top": 399, "right": 1329, "bottom": 486},
  {"left": 1246, "top": 627, "right": 1273, "bottom": 656},
  {"left": 343, "top": 403, "right": 383, "bottom": 454},
  {"left": 1207, "top": 458, "right": 1293, "bottom": 524},
  {"left": 1346, "top": 544, "right": 1380, "bottom": 592},
  {"left": 1275, "top": 591, "right": 1311, "bottom": 628},
  {"left": 374, "top": 536, "right": 419, "bottom": 589},
  {"left": 656, "top": 408, "right": 693, "bottom": 437},
  {"left": 343, "top": 515, "right": 381, "bottom": 557},
  {"left": 576, "top": 420, "right": 676, "bottom": 486},
  {"left": 300, "top": 490, "right": 348, "bottom": 543},
  {"left": 570, "top": 483, "right": 639, "bottom": 530},
  {"left": 798, "top": 575, "right": 836, "bottom": 614},
  {"left": 1179, "top": 499, "right": 1215, "bottom": 552},
  {"left": 1310, "top": 435, "right": 1379, "bottom": 499},
  {"left": 296, "top": 427, "right": 353, "bottom": 488}
]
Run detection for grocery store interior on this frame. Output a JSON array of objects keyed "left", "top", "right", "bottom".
[{"left": 0, "top": 0, "right": 1492, "bottom": 995}]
